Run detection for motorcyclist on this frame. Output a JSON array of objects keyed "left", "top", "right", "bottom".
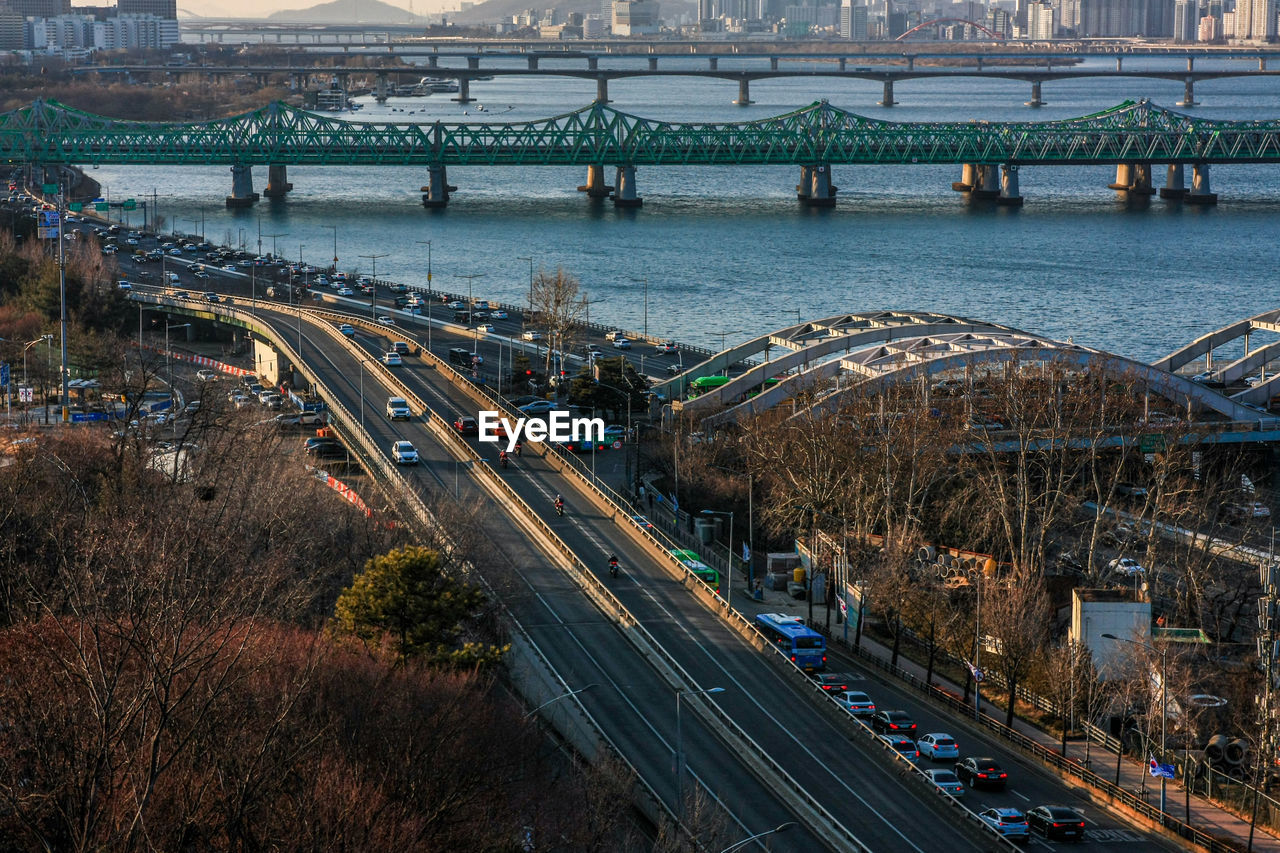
[
  {"left": 499, "top": 450, "right": 508, "bottom": 468},
  {"left": 554, "top": 494, "right": 564, "bottom": 515},
  {"left": 513, "top": 442, "right": 522, "bottom": 457},
  {"left": 608, "top": 554, "right": 619, "bottom": 577}
]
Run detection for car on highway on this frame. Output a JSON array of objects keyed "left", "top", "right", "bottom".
[
  {"left": 1115, "top": 481, "right": 1149, "bottom": 499},
  {"left": 203, "top": 292, "right": 221, "bottom": 303},
  {"left": 196, "top": 369, "right": 218, "bottom": 382},
  {"left": 878, "top": 734, "right": 919, "bottom": 764},
  {"left": 601, "top": 425, "right": 626, "bottom": 441},
  {"left": 1025, "top": 805, "right": 1086, "bottom": 842},
  {"left": 377, "top": 315, "right": 394, "bottom": 325},
  {"left": 477, "top": 323, "right": 495, "bottom": 333},
  {"left": 337, "top": 287, "right": 354, "bottom": 296},
  {"left": 446, "top": 300, "right": 465, "bottom": 311},
  {"left": 917, "top": 733, "right": 960, "bottom": 761},
  {"left": 222, "top": 264, "right": 238, "bottom": 272},
  {"left": 954, "top": 756, "right": 1008, "bottom": 790},
  {"left": 964, "top": 417, "right": 1005, "bottom": 431},
  {"left": 392, "top": 440, "right": 419, "bottom": 465},
  {"left": 338, "top": 323, "right": 355, "bottom": 337},
  {"left": 453, "top": 416, "right": 478, "bottom": 435},
  {"left": 386, "top": 397, "right": 411, "bottom": 420},
  {"left": 811, "top": 672, "right": 854, "bottom": 692},
  {"left": 630, "top": 515, "right": 654, "bottom": 530},
  {"left": 519, "top": 400, "right": 558, "bottom": 415},
  {"left": 835, "top": 690, "right": 875, "bottom": 716},
  {"left": 1224, "top": 501, "right": 1272, "bottom": 521},
  {"left": 605, "top": 330, "right": 628, "bottom": 342},
  {"left": 521, "top": 330, "right": 543, "bottom": 341},
  {"left": 870, "top": 709, "right": 917, "bottom": 735},
  {"left": 656, "top": 341, "right": 678, "bottom": 354},
  {"left": 977, "top": 808, "right": 1030, "bottom": 842},
  {"left": 923, "top": 769, "right": 964, "bottom": 797},
  {"left": 193, "top": 271, "right": 209, "bottom": 279},
  {"left": 490, "top": 309, "right": 508, "bottom": 320},
  {"left": 1107, "top": 556, "right": 1146, "bottom": 577},
  {"left": 612, "top": 338, "right": 633, "bottom": 349},
  {"left": 382, "top": 352, "right": 402, "bottom": 366}
]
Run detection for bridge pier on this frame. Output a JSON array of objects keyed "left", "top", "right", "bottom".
[
  {"left": 735, "top": 78, "right": 753, "bottom": 105},
  {"left": 798, "top": 164, "right": 836, "bottom": 207},
  {"left": 1187, "top": 57, "right": 1194, "bottom": 72},
  {"left": 612, "top": 165, "right": 642, "bottom": 208},
  {"left": 1116, "top": 57, "right": 1123, "bottom": 71},
  {"left": 1178, "top": 77, "right": 1198, "bottom": 107},
  {"left": 374, "top": 72, "right": 389, "bottom": 103},
  {"left": 1186, "top": 162, "right": 1218, "bottom": 204},
  {"left": 648, "top": 57, "right": 658, "bottom": 71},
  {"left": 1160, "top": 163, "right": 1186, "bottom": 199},
  {"left": 878, "top": 79, "right": 897, "bottom": 106},
  {"left": 1131, "top": 162, "right": 1156, "bottom": 195},
  {"left": 427, "top": 55, "right": 439, "bottom": 69},
  {"left": 1025, "top": 81, "right": 1044, "bottom": 107},
  {"left": 528, "top": 56, "right": 539, "bottom": 70},
  {"left": 451, "top": 77, "right": 474, "bottom": 104},
  {"left": 952, "top": 162, "right": 978, "bottom": 192},
  {"left": 976, "top": 57, "right": 984, "bottom": 70},
  {"left": 467, "top": 56, "right": 480, "bottom": 70},
  {"left": 263, "top": 164, "right": 293, "bottom": 198},
  {"left": 770, "top": 57, "right": 779, "bottom": 71},
  {"left": 1261, "top": 58, "right": 1268, "bottom": 71},
  {"left": 1108, "top": 162, "right": 1134, "bottom": 191},
  {"left": 577, "top": 164, "right": 614, "bottom": 198},
  {"left": 596, "top": 76, "right": 610, "bottom": 103},
  {"left": 997, "top": 164, "right": 1023, "bottom": 206},
  {"left": 225, "top": 164, "right": 258, "bottom": 208},
  {"left": 906, "top": 56, "right": 915, "bottom": 71},
  {"left": 971, "top": 164, "right": 1000, "bottom": 199},
  {"left": 838, "top": 58, "right": 846, "bottom": 71},
  {"left": 709, "top": 57, "right": 718, "bottom": 70},
  {"left": 587, "top": 56, "right": 598, "bottom": 70},
  {"left": 421, "top": 164, "right": 450, "bottom": 208}
]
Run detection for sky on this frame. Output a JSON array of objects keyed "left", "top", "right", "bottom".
[{"left": 83, "top": 0, "right": 457, "bottom": 20}]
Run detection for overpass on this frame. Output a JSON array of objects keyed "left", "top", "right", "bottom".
[{"left": 7, "top": 97, "right": 1280, "bottom": 207}]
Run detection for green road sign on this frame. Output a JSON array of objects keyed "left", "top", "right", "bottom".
[
  {"left": 68, "top": 202, "right": 83, "bottom": 211},
  {"left": 94, "top": 203, "right": 108, "bottom": 212},
  {"left": 1140, "top": 434, "right": 1167, "bottom": 454},
  {"left": 41, "top": 183, "right": 58, "bottom": 194},
  {"left": 122, "top": 199, "right": 136, "bottom": 210}
]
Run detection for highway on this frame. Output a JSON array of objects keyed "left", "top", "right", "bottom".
[{"left": 101, "top": 228, "right": 1185, "bottom": 852}]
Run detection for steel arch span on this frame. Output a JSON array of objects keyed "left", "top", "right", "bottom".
[{"left": 895, "top": 18, "right": 1006, "bottom": 40}]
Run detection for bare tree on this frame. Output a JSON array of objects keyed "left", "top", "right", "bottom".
[
  {"left": 529, "top": 266, "right": 588, "bottom": 377},
  {"left": 983, "top": 575, "right": 1050, "bottom": 728}
]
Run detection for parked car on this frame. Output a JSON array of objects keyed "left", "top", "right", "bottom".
[
  {"left": 196, "top": 369, "right": 218, "bottom": 381},
  {"left": 1025, "top": 805, "right": 1086, "bottom": 842},
  {"left": 917, "top": 733, "right": 960, "bottom": 761},
  {"left": 836, "top": 690, "right": 875, "bottom": 716},
  {"left": 870, "top": 710, "right": 917, "bottom": 735},
  {"left": 954, "top": 756, "right": 1008, "bottom": 790},
  {"left": 923, "top": 769, "right": 965, "bottom": 797},
  {"left": 392, "top": 440, "right": 419, "bottom": 465},
  {"left": 1107, "top": 556, "right": 1146, "bottom": 577},
  {"left": 878, "top": 734, "right": 919, "bottom": 764},
  {"left": 978, "top": 808, "right": 1030, "bottom": 842}
]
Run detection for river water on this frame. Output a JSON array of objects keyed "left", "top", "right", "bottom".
[{"left": 90, "top": 58, "right": 1280, "bottom": 361}]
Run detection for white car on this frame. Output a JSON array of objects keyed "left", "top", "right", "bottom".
[
  {"left": 337, "top": 287, "right": 354, "bottom": 296},
  {"left": 392, "top": 440, "right": 419, "bottom": 465},
  {"left": 196, "top": 369, "right": 218, "bottom": 381},
  {"left": 521, "top": 330, "right": 542, "bottom": 341},
  {"left": 377, "top": 315, "right": 395, "bottom": 325},
  {"left": 386, "top": 397, "right": 411, "bottom": 420},
  {"left": 338, "top": 323, "right": 355, "bottom": 337},
  {"left": 612, "top": 338, "right": 632, "bottom": 349},
  {"left": 836, "top": 690, "right": 876, "bottom": 716},
  {"left": 917, "top": 733, "right": 960, "bottom": 761},
  {"left": 477, "top": 323, "right": 495, "bottom": 333},
  {"left": 1108, "top": 556, "right": 1146, "bottom": 577},
  {"left": 924, "top": 769, "right": 965, "bottom": 797},
  {"left": 490, "top": 309, "right": 508, "bottom": 320},
  {"left": 978, "top": 808, "right": 1030, "bottom": 842},
  {"left": 382, "top": 352, "right": 402, "bottom": 366}
]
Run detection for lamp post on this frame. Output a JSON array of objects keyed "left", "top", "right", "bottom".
[
  {"left": 700, "top": 509, "right": 734, "bottom": 609},
  {"left": 323, "top": 224, "right": 338, "bottom": 271},
  {"left": 674, "top": 686, "right": 724, "bottom": 816},
  {"left": 416, "top": 239, "right": 432, "bottom": 298},
  {"left": 359, "top": 253, "right": 389, "bottom": 323},
  {"left": 584, "top": 295, "right": 606, "bottom": 330},
  {"left": 22, "top": 336, "right": 51, "bottom": 385},
  {"left": 718, "top": 823, "right": 796, "bottom": 853},
  {"left": 263, "top": 231, "right": 287, "bottom": 261},
  {"left": 629, "top": 275, "right": 648, "bottom": 338},
  {"left": 455, "top": 273, "right": 485, "bottom": 351},
  {"left": 517, "top": 255, "right": 534, "bottom": 325},
  {"left": 713, "top": 465, "right": 754, "bottom": 591},
  {"left": 164, "top": 323, "right": 190, "bottom": 431},
  {"left": 711, "top": 329, "right": 742, "bottom": 376},
  {"left": 1103, "top": 632, "right": 1168, "bottom": 815},
  {"left": 522, "top": 683, "right": 598, "bottom": 719}
]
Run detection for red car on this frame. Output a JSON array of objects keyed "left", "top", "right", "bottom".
[{"left": 453, "top": 416, "right": 478, "bottom": 435}]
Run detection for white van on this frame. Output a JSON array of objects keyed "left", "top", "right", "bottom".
[{"left": 385, "top": 397, "right": 411, "bottom": 420}]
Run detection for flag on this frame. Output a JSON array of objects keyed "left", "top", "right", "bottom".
[
  {"left": 966, "top": 661, "right": 985, "bottom": 683},
  {"left": 1149, "top": 757, "right": 1176, "bottom": 779},
  {"left": 742, "top": 542, "right": 751, "bottom": 563}
]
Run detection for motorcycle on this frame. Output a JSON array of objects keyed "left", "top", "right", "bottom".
[
  {"left": 608, "top": 559, "right": 620, "bottom": 578},
  {"left": 555, "top": 500, "right": 564, "bottom": 517},
  {"left": 499, "top": 453, "right": 508, "bottom": 469}
]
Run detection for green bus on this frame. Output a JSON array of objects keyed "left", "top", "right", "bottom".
[
  {"left": 687, "top": 375, "right": 732, "bottom": 398},
  {"left": 670, "top": 549, "right": 721, "bottom": 594}
]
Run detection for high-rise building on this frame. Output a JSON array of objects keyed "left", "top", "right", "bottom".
[
  {"left": 1198, "top": 12, "right": 1220, "bottom": 37},
  {"left": 1026, "top": 0, "right": 1056, "bottom": 35},
  {"left": 612, "top": 0, "right": 659, "bottom": 34},
  {"left": 3, "top": 0, "right": 69, "bottom": 16},
  {"left": 1237, "top": 0, "right": 1277, "bottom": 40},
  {"left": 1173, "top": 0, "right": 1197, "bottom": 39},
  {"left": 839, "top": 0, "right": 868, "bottom": 36},
  {"left": 0, "top": 9, "right": 23, "bottom": 47},
  {"left": 117, "top": 0, "right": 176, "bottom": 19}
]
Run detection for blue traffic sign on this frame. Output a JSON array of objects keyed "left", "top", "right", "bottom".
[{"left": 0, "top": 363, "right": 8, "bottom": 387}]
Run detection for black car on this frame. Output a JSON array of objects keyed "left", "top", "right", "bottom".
[
  {"left": 454, "top": 416, "right": 478, "bottom": 436},
  {"left": 811, "top": 672, "right": 855, "bottom": 692},
  {"left": 870, "top": 710, "right": 917, "bottom": 735},
  {"left": 1025, "top": 805, "right": 1086, "bottom": 842},
  {"left": 954, "top": 756, "right": 1008, "bottom": 790},
  {"left": 393, "top": 295, "right": 409, "bottom": 308},
  {"left": 305, "top": 443, "right": 347, "bottom": 459}
]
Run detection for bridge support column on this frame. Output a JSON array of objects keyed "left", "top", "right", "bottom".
[
  {"left": 451, "top": 77, "right": 473, "bottom": 103},
  {"left": 1261, "top": 58, "right": 1268, "bottom": 71},
  {"left": 1025, "top": 81, "right": 1044, "bottom": 107},
  {"left": 1108, "top": 162, "right": 1134, "bottom": 191},
  {"left": 577, "top": 164, "right": 614, "bottom": 198},
  {"left": 587, "top": 55, "right": 598, "bottom": 70},
  {"left": 838, "top": 57, "right": 846, "bottom": 71},
  {"left": 796, "top": 165, "right": 812, "bottom": 201},
  {"left": 1186, "top": 162, "right": 1218, "bottom": 204},
  {"left": 527, "top": 56, "right": 539, "bottom": 70},
  {"left": 612, "top": 165, "right": 642, "bottom": 208},
  {"left": 596, "top": 76, "right": 610, "bottom": 103},
  {"left": 648, "top": 56, "right": 658, "bottom": 71},
  {"left": 799, "top": 164, "right": 836, "bottom": 208},
  {"left": 263, "top": 164, "right": 293, "bottom": 198},
  {"left": 421, "top": 165, "right": 451, "bottom": 208},
  {"left": 427, "top": 55, "right": 439, "bottom": 68},
  {"left": 1130, "top": 162, "right": 1156, "bottom": 195},
  {"left": 970, "top": 164, "right": 1000, "bottom": 199},
  {"left": 709, "top": 57, "right": 718, "bottom": 70},
  {"left": 1159, "top": 163, "right": 1187, "bottom": 199},
  {"left": 977, "top": 57, "right": 984, "bottom": 70},
  {"left": 952, "top": 162, "right": 978, "bottom": 192},
  {"left": 1116, "top": 57, "right": 1123, "bottom": 71},
  {"left": 467, "top": 56, "right": 480, "bottom": 70},
  {"left": 225, "top": 164, "right": 258, "bottom": 208},
  {"left": 997, "top": 164, "right": 1023, "bottom": 206},
  {"left": 1178, "top": 77, "right": 1198, "bottom": 107},
  {"left": 374, "top": 72, "right": 389, "bottom": 103},
  {"left": 906, "top": 56, "right": 915, "bottom": 71},
  {"left": 735, "top": 78, "right": 753, "bottom": 105},
  {"left": 878, "top": 79, "right": 897, "bottom": 106},
  {"left": 770, "top": 56, "right": 779, "bottom": 70}
]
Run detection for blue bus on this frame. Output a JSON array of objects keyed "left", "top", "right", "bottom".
[{"left": 755, "top": 613, "right": 826, "bottom": 671}]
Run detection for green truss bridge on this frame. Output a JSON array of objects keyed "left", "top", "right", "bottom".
[{"left": 6, "top": 97, "right": 1274, "bottom": 209}]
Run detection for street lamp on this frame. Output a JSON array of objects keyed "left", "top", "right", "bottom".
[
  {"left": 323, "top": 224, "right": 338, "bottom": 270},
  {"left": 164, "top": 323, "right": 190, "bottom": 424},
  {"left": 517, "top": 255, "right": 534, "bottom": 323},
  {"left": 629, "top": 275, "right": 648, "bottom": 338},
  {"left": 700, "top": 509, "right": 735, "bottom": 610},
  {"left": 711, "top": 329, "right": 743, "bottom": 375},
  {"left": 712, "top": 465, "right": 754, "bottom": 592},
  {"left": 359, "top": 253, "right": 389, "bottom": 322},
  {"left": 416, "top": 239, "right": 432, "bottom": 299},
  {"left": 22, "top": 335, "right": 52, "bottom": 384},
  {"left": 674, "top": 686, "right": 724, "bottom": 815},
  {"left": 1102, "top": 632, "right": 1169, "bottom": 816},
  {"left": 455, "top": 273, "right": 486, "bottom": 350},
  {"left": 719, "top": 823, "right": 796, "bottom": 853},
  {"left": 523, "top": 683, "right": 598, "bottom": 719},
  {"left": 263, "top": 231, "right": 287, "bottom": 260}
]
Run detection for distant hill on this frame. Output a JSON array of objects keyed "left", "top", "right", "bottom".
[
  {"left": 268, "top": 0, "right": 427, "bottom": 24},
  {"left": 450, "top": 0, "right": 600, "bottom": 23}
]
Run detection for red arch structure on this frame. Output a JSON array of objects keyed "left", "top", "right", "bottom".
[{"left": 894, "top": 18, "right": 1005, "bottom": 40}]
